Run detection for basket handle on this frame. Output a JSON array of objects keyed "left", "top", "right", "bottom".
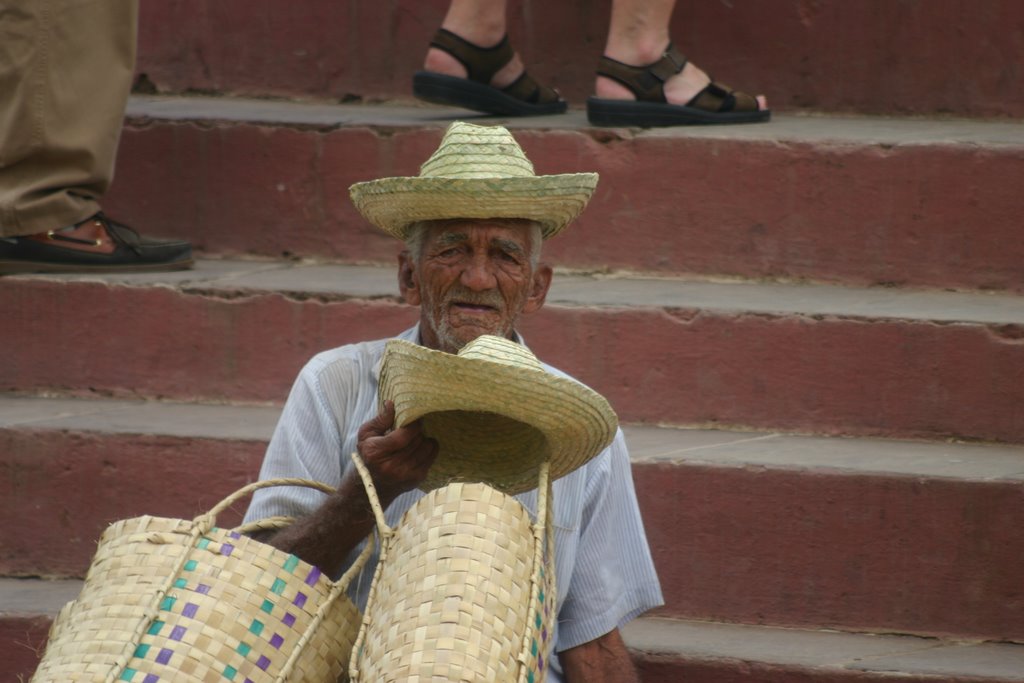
[
  {"left": 192, "top": 477, "right": 337, "bottom": 531},
  {"left": 234, "top": 516, "right": 295, "bottom": 535},
  {"left": 201, "top": 477, "right": 378, "bottom": 590},
  {"left": 349, "top": 451, "right": 392, "bottom": 536}
]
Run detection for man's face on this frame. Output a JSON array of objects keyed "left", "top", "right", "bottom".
[{"left": 399, "top": 219, "right": 552, "bottom": 353}]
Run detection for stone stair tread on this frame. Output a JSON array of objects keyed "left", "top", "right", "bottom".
[
  {"left": 11, "top": 259, "right": 1024, "bottom": 325},
  {"left": 3, "top": 577, "right": 1021, "bottom": 681},
  {"left": 0, "top": 394, "right": 279, "bottom": 442},
  {"left": 625, "top": 616, "right": 1024, "bottom": 681},
  {"left": 0, "top": 578, "right": 82, "bottom": 617},
  {"left": 5, "top": 393, "right": 1024, "bottom": 482},
  {"left": 126, "top": 95, "right": 1024, "bottom": 148}
]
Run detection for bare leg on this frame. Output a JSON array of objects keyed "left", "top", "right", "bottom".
[
  {"left": 597, "top": 0, "right": 767, "bottom": 110},
  {"left": 422, "top": 0, "right": 524, "bottom": 89}
]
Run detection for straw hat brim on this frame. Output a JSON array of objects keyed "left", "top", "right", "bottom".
[
  {"left": 350, "top": 174, "right": 599, "bottom": 241},
  {"left": 378, "top": 339, "right": 618, "bottom": 495}
]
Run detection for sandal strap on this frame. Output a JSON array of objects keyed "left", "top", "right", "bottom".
[
  {"left": 688, "top": 81, "right": 761, "bottom": 113},
  {"left": 595, "top": 43, "right": 688, "bottom": 103},
  {"left": 502, "top": 70, "right": 562, "bottom": 105},
  {"left": 429, "top": 28, "right": 514, "bottom": 85}
]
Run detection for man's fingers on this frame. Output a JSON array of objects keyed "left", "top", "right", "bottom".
[
  {"left": 358, "top": 400, "right": 396, "bottom": 440},
  {"left": 356, "top": 409, "right": 439, "bottom": 501}
]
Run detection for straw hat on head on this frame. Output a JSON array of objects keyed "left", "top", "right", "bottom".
[
  {"left": 349, "top": 121, "right": 599, "bottom": 242},
  {"left": 378, "top": 334, "right": 618, "bottom": 495}
]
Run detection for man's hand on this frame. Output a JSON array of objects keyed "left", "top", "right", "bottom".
[
  {"left": 357, "top": 400, "right": 438, "bottom": 505},
  {"left": 259, "top": 401, "right": 437, "bottom": 574},
  {"left": 559, "top": 628, "right": 639, "bottom": 682}
]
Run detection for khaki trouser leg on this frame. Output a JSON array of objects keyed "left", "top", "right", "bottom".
[{"left": 0, "top": 0, "right": 138, "bottom": 237}]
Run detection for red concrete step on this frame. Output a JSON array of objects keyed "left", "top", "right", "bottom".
[
  {"left": 0, "top": 579, "right": 81, "bottom": 683},
  {"left": 135, "top": 0, "right": 1024, "bottom": 118},
  {"left": 5, "top": 579, "right": 1023, "bottom": 683},
  {"left": 4, "top": 394, "right": 1024, "bottom": 643},
  {"left": 106, "top": 96, "right": 1024, "bottom": 293},
  {"left": 4, "top": 261, "right": 1024, "bottom": 443}
]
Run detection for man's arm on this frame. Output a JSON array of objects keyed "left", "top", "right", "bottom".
[
  {"left": 559, "top": 628, "right": 639, "bottom": 683},
  {"left": 258, "top": 401, "right": 437, "bottom": 574}
]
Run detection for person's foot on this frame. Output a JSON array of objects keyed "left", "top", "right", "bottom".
[
  {"left": 424, "top": 42, "right": 526, "bottom": 90},
  {"left": 596, "top": 58, "right": 768, "bottom": 111},
  {"left": 587, "top": 42, "right": 769, "bottom": 127},
  {"left": 413, "top": 28, "right": 567, "bottom": 117},
  {"left": 0, "top": 212, "right": 194, "bottom": 275}
]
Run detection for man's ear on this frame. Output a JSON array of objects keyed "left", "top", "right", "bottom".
[
  {"left": 522, "top": 263, "right": 553, "bottom": 314},
  {"left": 398, "top": 251, "right": 421, "bottom": 305}
]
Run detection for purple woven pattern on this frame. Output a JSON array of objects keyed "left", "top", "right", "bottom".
[{"left": 90, "top": 522, "right": 361, "bottom": 683}]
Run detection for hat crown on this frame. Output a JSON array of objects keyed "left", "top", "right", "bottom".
[
  {"left": 418, "top": 122, "right": 537, "bottom": 180},
  {"left": 379, "top": 335, "right": 618, "bottom": 494},
  {"left": 457, "top": 335, "right": 544, "bottom": 372}
]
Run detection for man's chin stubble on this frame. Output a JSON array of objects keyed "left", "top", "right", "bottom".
[{"left": 433, "top": 316, "right": 509, "bottom": 352}]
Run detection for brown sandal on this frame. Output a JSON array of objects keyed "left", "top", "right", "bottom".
[
  {"left": 587, "top": 43, "right": 769, "bottom": 127},
  {"left": 413, "top": 29, "right": 567, "bottom": 117}
]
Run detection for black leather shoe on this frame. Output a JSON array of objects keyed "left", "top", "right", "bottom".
[{"left": 0, "top": 213, "right": 193, "bottom": 275}]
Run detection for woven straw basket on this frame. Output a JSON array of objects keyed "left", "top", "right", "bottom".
[
  {"left": 348, "top": 452, "right": 556, "bottom": 683},
  {"left": 32, "top": 479, "right": 373, "bottom": 683}
]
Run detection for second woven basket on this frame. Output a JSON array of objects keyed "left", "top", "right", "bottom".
[{"left": 348, "top": 452, "right": 556, "bottom": 683}]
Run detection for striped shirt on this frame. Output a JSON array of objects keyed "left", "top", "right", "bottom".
[{"left": 244, "top": 325, "right": 663, "bottom": 680}]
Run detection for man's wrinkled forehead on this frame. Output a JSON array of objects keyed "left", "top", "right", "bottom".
[{"left": 432, "top": 229, "right": 528, "bottom": 257}]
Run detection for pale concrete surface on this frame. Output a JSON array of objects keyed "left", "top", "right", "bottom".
[
  {"left": 4, "top": 394, "right": 1024, "bottom": 481},
  {"left": 0, "top": 579, "right": 81, "bottom": 616},
  {"left": 12, "top": 259, "right": 1024, "bottom": 325},
  {"left": 0, "top": 395, "right": 278, "bottom": 441},
  {"left": 125, "top": 95, "right": 1024, "bottom": 149},
  {"left": 624, "top": 616, "right": 1024, "bottom": 680}
]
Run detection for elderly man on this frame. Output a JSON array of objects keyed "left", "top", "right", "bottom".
[{"left": 244, "top": 122, "right": 662, "bottom": 682}]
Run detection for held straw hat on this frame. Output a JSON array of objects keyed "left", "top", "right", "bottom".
[
  {"left": 378, "top": 334, "right": 618, "bottom": 495},
  {"left": 349, "top": 121, "right": 599, "bottom": 241}
]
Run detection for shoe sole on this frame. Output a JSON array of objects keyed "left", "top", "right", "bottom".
[
  {"left": 414, "top": 72, "right": 568, "bottom": 117},
  {"left": 0, "top": 258, "right": 195, "bottom": 276},
  {"left": 586, "top": 97, "right": 771, "bottom": 127}
]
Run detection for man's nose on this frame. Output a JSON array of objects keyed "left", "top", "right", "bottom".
[{"left": 459, "top": 256, "right": 498, "bottom": 290}]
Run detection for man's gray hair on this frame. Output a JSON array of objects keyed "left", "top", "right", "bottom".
[{"left": 404, "top": 219, "right": 544, "bottom": 269}]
